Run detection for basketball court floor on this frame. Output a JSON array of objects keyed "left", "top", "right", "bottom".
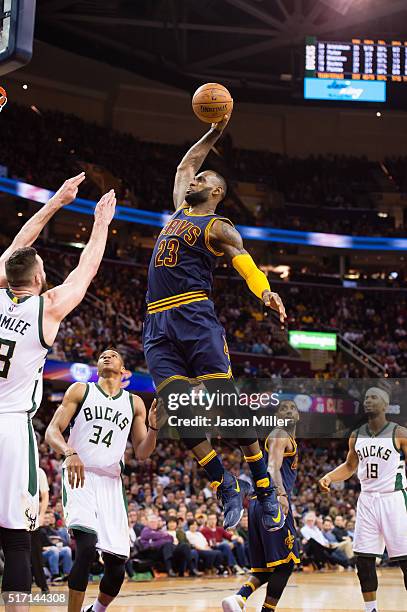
[{"left": 35, "top": 569, "right": 404, "bottom": 611}]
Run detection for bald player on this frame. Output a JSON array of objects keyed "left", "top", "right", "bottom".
[
  {"left": 319, "top": 386, "right": 407, "bottom": 612},
  {"left": 143, "top": 112, "right": 286, "bottom": 532}
]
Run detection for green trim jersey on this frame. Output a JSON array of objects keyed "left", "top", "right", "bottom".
[
  {"left": 68, "top": 382, "right": 134, "bottom": 477},
  {"left": 355, "top": 422, "right": 407, "bottom": 493},
  {"left": 0, "top": 289, "right": 49, "bottom": 415}
]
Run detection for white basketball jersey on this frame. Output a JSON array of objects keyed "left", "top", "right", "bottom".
[
  {"left": 68, "top": 382, "right": 134, "bottom": 477},
  {"left": 0, "top": 289, "right": 49, "bottom": 415},
  {"left": 355, "top": 422, "right": 407, "bottom": 493}
]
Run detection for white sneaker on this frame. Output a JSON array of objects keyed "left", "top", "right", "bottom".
[{"left": 222, "top": 594, "right": 246, "bottom": 611}]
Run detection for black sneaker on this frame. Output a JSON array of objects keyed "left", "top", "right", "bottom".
[{"left": 217, "top": 471, "right": 245, "bottom": 530}]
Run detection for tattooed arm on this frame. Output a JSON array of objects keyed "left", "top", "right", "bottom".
[
  {"left": 209, "top": 220, "right": 286, "bottom": 322},
  {"left": 173, "top": 115, "right": 231, "bottom": 210}
]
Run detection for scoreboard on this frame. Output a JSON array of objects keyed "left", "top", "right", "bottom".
[{"left": 305, "top": 36, "right": 407, "bottom": 82}]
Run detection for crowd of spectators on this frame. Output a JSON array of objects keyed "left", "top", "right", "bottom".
[{"left": 1, "top": 103, "right": 406, "bottom": 236}]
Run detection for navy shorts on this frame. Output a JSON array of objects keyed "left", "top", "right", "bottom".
[
  {"left": 248, "top": 499, "right": 300, "bottom": 570},
  {"left": 143, "top": 300, "right": 232, "bottom": 392}
]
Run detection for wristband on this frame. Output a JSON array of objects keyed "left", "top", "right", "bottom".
[
  {"left": 149, "top": 425, "right": 159, "bottom": 432},
  {"left": 64, "top": 451, "right": 78, "bottom": 458}
]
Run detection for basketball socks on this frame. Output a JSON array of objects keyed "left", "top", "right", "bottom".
[
  {"left": 198, "top": 450, "right": 224, "bottom": 485},
  {"left": 364, "top": 603, "right": 377, "bottom": 612},
  {"left": 237, "top": 580, "right": 257, "bottom": 601},
  {"left": 93, "top": 599, "right": 108, "bottom": 612},
  {"left": 243, "top": 451, "right": 272, "bottom": 495}
]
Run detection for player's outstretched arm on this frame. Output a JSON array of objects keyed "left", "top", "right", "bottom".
[
  {"left": 41, "top": 189, "right": 116, "bottom": 346},
  {"left": 210, "top": 220, "right": 287, "bottom": 323},
  {"left": 0, "top": 173, "right": 85, "bottom": 286},
  {"left": 45, "top": 382, "right": 87, "bottom": 488},
  {"left": 130, "top": 397, "right": 165, "bottom": 460},
  {"left": 173, "top": 114, "right": 231, "bottom": 210},
  {"left": 319, "top": 434, "right": 359, "bottom": 492}
]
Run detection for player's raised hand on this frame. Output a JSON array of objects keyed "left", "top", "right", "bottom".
[
  {"left": 65, "top": 452, "right": 85, "bottom": 488},
  {"left": 94, "top": 189, "right": 117, "bottom": 226},
  {"left": 50, "top": 172, "right": 86, "bottom": 207},
  {"left": 262, "top": 290, "right": 287, "bottom": 324},
  {"left": 148, "top": 398, "right": 168, "bottom": 431},
  {"left": 318, "top": 474, "right": 332, "bottom": 493},
  {"left": 212, "top": 112, "right": 231, "bottom": 133}
]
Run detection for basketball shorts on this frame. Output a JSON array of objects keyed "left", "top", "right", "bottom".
[
  {"left": 0, "top": 413, "right": 39, "bottom": 531},
  {"left": 248, "top": 498, "right": 300, "bottom": 570},
  {"left": 62, "top": 469, "right": 129, "bottom": 558},
  {"left": 143, "top": 299, "right": 232, "bottom": 392},
  {"left": 353, "top": 490, "right": 407, "bottom": 560}
]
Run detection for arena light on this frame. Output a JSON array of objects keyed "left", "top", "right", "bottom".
[{"left": 320, "top": 0, "right": 364, "bottom": 16}]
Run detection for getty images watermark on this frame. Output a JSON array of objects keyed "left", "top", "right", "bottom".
[{"left": 166, "top": 389, "right": 291, "bottom": 429}]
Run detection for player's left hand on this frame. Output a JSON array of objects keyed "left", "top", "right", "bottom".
[
  {"left": 148, "top": 398, "right": 168, "bottom": 430},
  {"left": 50, "top": 172, "right": 86, "bottom": 207},
  {"left": 262, "top": 290, "right": 287, "bottom": 324}
]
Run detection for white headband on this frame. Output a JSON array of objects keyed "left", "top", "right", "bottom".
[{"left": 366, "top": 387, "right": 390, "bottom": 405}]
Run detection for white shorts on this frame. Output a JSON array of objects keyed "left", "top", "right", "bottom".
[
  {"left": 353, "top": 490, "right": 407, "bottom": 560},
  {"left": 0, "top": 413, "right": 39, "bottom": 530},
  {"left": 63, "top": 469, "right": 129, "bottom": 558}
]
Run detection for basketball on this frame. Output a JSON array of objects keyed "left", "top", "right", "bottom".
[{"left": 192, "top": 83, "right": 233, "bottom": 123}]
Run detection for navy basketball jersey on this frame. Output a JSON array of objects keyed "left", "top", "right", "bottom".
[
  {"left": 264, "top": 430, "right": 298, "bottom": 496},
  {"left": 146, "top": 206, "right": 233, "bottom": 310}
]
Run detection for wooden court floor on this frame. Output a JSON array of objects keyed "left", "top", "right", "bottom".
[{"left": 35, "top": 568, "right": 404, "bottom": 611}]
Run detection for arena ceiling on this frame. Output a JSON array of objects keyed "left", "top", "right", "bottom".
[{"left": 36, "top": 0, "right": 407, "bottom": 101}]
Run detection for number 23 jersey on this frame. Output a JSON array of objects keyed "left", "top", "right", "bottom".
[
  {"left": 355, "top": 422, "right": 407, "bottom": 493},
  {"left": 146, "top": 205, "right": 233, "bottom": 304},
  {"left": 68, "top": 382, "right": 134, "bottom": 477}
]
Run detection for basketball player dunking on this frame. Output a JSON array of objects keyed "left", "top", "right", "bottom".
[
  {"left": 143, "top": 113, "right": 287, "bottom": 532},
  {"left": 319, "top": 386, "right": 407, "bottom": 612},
  {"left": 45, "top": 348, "right": 162, "bottom": 612},
  {"left": 0, "top": 173, "right": 116, "bottom": 611},
  {"left": 223, "top": 399, "right": 300, "bottom": 612}
]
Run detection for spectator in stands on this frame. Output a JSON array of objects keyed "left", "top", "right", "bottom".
[
  {"left": 185, "top": 520, "right": 224, "bottom": 574},
  {"left": 300, "top": 512, "right": 348, "bottom": 570},
  {"left": 166, "top": 518, "right": 201, "bottom": 577},
  {"left": 40, "top": 511, "right": 73, "bottom": 581},
  {"left": 321, "top": 517, "right": 354, "bottom": 566},
  {"left": 200, "top": 513, "right": 246, "bottom": 574},
  {"left": 139, "top": 515, "right": 184, "bottom": 577}
]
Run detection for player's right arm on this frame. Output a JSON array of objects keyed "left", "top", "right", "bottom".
[
  {"left": 267, "top": 431, "right": 291, "bottom": 516},
  {"left": 41, "top": 189, "right": 116, "bottom": 346},
  {"left": 45, "top": 382, "right": 87, "bottom": 488},
  {"left": 210, "top": 220, "right": 287, "bottom": 323},
  {"left": 319, "top": 433, "right": 359, "bottom": 492},
  {"left": 0, "top": 173, "right": 85, "bottom": 287},
  {"left": 173, "top": 114, "right": 231, "bottom": 210}
]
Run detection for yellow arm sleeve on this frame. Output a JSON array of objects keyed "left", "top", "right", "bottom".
[{"left": 232, "top": 254, "right": 270, "bottom": 300}]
